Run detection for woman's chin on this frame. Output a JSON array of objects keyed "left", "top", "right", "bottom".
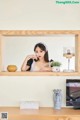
[
  {"left": 38, "top": 57, "right": 42, "bottom": 60},
  {"left": 39, "top": 58, "right": 45, "bottom": 61}
]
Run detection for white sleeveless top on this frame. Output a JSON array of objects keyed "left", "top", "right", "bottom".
[
  {"left": 30, "top": 61, "right": 40, "bottom": 71},
  {"left": 30, "top": 60, "right": 50, "bottom": 72}
]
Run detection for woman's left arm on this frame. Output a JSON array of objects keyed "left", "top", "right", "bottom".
[{"left": 40, "top": 66, "right": 52, "bottom": 72}]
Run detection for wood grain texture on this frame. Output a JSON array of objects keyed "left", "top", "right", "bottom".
[
  {"left": 75, "top": 34, "right": 80, "bottom": 73},
  {"left": 0, "top": 35, "right": 2, "bottom": 72},
  {"left": 0, "top": 72, "right": 79, "bottom": 76},
  {"left": 0, "top": 30, "right": 80, "bottom": 36},
  {"left": 0, "top": 107, "right": 80, "bottom": 120}
]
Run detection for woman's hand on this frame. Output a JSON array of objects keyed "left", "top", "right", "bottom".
[{"left": 26, "top": 55, "right": 38, "bottom": 61}]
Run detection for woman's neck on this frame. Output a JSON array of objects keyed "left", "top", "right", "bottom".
[{"left": 39, "top": 59, "right": 45, "bottom": 63}]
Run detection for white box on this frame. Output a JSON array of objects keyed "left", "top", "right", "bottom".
[{"left": 20, "top": 101, "right": 39, "bottom": 109}]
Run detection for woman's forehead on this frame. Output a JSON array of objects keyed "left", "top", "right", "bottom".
[{"left": 35, "top": 46, "right": 42, "bottom": 51}]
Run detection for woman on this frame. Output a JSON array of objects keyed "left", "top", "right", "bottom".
[{"left": 21, "top": 43, "right": 52, "bottom": 72}]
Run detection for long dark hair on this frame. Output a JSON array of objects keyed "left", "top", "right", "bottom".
[{"left": 34, "top": 43, "right": 49, "bottom": 62}]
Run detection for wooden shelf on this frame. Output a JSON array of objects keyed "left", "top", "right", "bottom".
[
  {"left": 0, "top": 30, "right": 80, "bottom": 35},
  {"left": 0, "top": 71, "right": 79, "bottom": 76}
]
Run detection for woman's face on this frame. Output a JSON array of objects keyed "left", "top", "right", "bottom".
[{"left": 34, "top": 47, "right": 46, "bottom": 60}]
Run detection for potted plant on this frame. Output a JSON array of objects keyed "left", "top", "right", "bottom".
[{"left": 51, "top": 61, "right": 61, "bottom": 72}]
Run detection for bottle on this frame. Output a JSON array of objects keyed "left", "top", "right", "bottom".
[{"left": 53, "top": 89, "right": 62, "bottom": 109}]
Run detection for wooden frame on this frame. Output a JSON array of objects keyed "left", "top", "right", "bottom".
[{"left": 0, "top": 30, "right": 80, "bottom": 76}]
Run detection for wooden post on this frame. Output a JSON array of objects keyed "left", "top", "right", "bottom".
[
  {"left": 0, "top": 35, "right": 2, "bottom": 72},
  {"left": 75, "top": 34, "right": 80, "bottom": 73}
]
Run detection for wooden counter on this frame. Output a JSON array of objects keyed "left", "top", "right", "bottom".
[{"left": 0, "top": 107, "right": 80, "bottom": 120}]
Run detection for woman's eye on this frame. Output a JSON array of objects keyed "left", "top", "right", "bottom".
[{"left": 35, "top": 51, "right": 38, "bottom": 53}]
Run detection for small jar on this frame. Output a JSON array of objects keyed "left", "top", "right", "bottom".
[{"left": 7, "top": 65, "right": 17, "bottom": 72}]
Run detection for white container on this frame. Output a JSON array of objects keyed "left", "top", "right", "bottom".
[
  {"left": 20, "top": 101, "right": 39, "bottom": 109},
  {"left": 52, "top": 66, "right": 60, "bottom": 72}
]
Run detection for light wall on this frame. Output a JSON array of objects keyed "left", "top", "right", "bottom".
[
  {"left": 0, "top": 0, "right": 80, "bottom": 30},
  {"left": 0, "top": 0, "right": 80, "bottom": 107}
]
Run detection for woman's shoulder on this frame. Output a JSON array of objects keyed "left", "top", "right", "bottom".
[{"left": 45, "top": 60, "right": 54, "bottom": 67}]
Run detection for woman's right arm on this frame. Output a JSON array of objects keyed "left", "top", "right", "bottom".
[
  {"left": 21, "top": 56, "right": 30, "bottom": 71},
  {"left": 21, "top": 55, "right": 37, "bottom": 71}
]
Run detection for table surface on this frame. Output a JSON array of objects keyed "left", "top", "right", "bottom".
[{"left": 0, "top": 107, "right": 80, "bottom": 116}]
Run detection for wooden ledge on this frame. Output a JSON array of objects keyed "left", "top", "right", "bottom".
[{"left": 0, "top": 71, "right": 79, "bottom": 76}]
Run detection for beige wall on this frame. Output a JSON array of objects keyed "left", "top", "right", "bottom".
[
  {"left": 0, "top": 0, "right": 80, "bottom": 30},
  {"left": 0, "top": 0, "right": 80, "bottom": 107}
]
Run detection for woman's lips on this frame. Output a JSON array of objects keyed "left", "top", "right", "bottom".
[
  {"left": 37, "top": 56, "right": 41, "bottom": 59},
  {"left": 38, "top": 56, "right": 41, "bottom": 58}
]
